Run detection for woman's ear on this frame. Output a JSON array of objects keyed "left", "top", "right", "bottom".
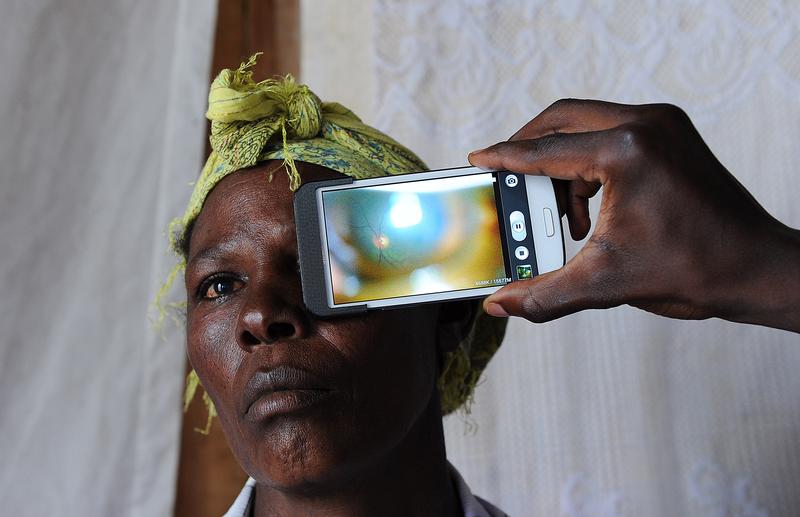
[{"left": 436, "top": 299, "right": 480, "bottom": 356}]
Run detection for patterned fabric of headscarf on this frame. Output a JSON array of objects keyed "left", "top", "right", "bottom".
[{"left": 166, "top": 54, "right": 507, "bottom": 431}]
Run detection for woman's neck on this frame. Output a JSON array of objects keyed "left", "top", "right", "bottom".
[{"left": 251, "top": 397, "right": 460, "bottom": 517}]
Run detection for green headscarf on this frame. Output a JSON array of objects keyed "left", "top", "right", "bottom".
[{"left": 167, "top": 54, "right": 507, "bottom": 432}]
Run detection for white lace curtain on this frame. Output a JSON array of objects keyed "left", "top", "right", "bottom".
[
  {"left": 0, "top": 1, "right": 215, "bottom": 515},
  {"left": 302, "top": 1, "right": 800, "bottom": 515}
]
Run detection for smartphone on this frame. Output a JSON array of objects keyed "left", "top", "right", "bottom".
[{"left": 294, "top": 166, "right": 564, "bottom": 317}]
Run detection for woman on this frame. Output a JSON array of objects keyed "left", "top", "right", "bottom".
[{"left": 165, "top": 55, "right": 509, "bottom": 516}]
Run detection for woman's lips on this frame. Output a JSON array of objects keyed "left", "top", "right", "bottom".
[
  {"left": 245, "top": 389, "right": 336, "bottom": 422},
  {"left": 243, "top": 365, "right": 336, "bottom": 422}
]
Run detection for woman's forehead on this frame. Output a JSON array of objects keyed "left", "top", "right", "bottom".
[
  {"left": 188, "top": 162, "right": 344, "bottom": 259},
  {"left": 206, "top": 166, "right": 292, "bottom": 221}
]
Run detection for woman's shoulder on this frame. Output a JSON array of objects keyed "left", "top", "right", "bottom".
[{"left": 449, "top": 463, "right": 509, "bottom": 517}]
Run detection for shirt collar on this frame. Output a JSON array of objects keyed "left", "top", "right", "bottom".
[{"left": 222, "top": 463, "right": 507, "bottom": 517}]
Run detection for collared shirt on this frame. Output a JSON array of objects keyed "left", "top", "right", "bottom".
[{"left": 223, "top": 463, "right": 508, "bottom": 517}]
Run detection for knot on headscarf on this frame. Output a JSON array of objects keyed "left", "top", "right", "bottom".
[
  {"left": 284, "top": 84, "right": 323, "bottom": 137},
  {"left": 206, "top": 53, "right": 323, "bottom": 133},
  {"left": 206, "top": 53, "right": 330, "bottom": 188}
]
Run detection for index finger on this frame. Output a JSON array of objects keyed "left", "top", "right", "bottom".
[
  {"left": 469, "top": 129, "right": 619, "bottom": 184},
  {"left": 508, "top": 98, "right": 643, "bottom": 141}
]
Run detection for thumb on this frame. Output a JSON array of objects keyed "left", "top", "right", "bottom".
[{"left": 483, "top": 253, "right": 618, "bottom": 323}]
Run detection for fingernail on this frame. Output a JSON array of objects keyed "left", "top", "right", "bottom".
[
  {"left": 484, "top": 301, "right": 509, "bottom": 318},
  {"left": 468, "top": 149, "right": 489, "bottom": 169}
]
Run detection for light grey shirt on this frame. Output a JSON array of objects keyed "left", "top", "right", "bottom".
[{"left": 223, "top": 462, "right": 508, "bottom": 517}]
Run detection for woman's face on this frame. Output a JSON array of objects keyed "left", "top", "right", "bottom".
[{"left": 184, "top": 162, "right": 446, "bottom": 490}]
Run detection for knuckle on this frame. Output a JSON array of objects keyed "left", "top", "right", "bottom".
[
  {"left": 520, "top": 285, "right": 550, "bottom": 323},
  {"left": 515, "top": 135, "right": 551, "bottom": 162},
  {"left": 612, "top": 123, "right": 659, "bottom": 162},
  {"left": 648, "top": 103, "right": 690, "bottom": 126},
  {"left": 485, "top": 140, "right": 511, "bottom": 157},
  {"left": 548, "top": 98, "right": 580, "bottom": 114}
]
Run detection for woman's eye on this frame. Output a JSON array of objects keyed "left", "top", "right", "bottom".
[{"left": 201, "top": 277, "right": 244, "bottom": 299}]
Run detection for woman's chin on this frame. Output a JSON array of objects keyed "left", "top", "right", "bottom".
[
  {"left": 241, "top": 418, "right": 370, "bottom": 489},
  {"left": 250, "top": 451, "right": 367, "bottom": 496}
]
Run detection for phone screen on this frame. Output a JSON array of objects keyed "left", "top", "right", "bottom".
[{"left": 321, "top": 172, "right": 510, "bottom": 304}]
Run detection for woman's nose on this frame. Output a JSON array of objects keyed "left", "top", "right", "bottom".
[{"left": 236, "top": 294, "right": 309, "bottom": 349}]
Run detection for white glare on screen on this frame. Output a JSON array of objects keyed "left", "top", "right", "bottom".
[{"left": 389, "top": 193, "right": 423, "bottom": 228}]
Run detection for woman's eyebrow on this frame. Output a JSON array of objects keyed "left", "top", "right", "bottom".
[{"left": 187, "top": 240, "right": 241, "bottom": 268}]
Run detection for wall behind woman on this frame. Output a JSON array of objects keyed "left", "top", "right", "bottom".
[
  {"left": 0, "top": 1, "right": 215, "bottom": 515},
  {"left": 303, "top": 1, "right": 800, "bottom": 515}
]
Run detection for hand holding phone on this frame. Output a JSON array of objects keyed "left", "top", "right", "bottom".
[
  {"left": 469, "top": 99, "right": 800, "bottom": 333},
  {"left": 294, "top": 166, "right": 565, "bottom": 316}
]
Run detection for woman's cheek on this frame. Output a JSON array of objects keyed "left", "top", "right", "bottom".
[
  {"left": 315, "top": 318, "right": 378, "bottom": 360},
  {"left": 187, "top": 305, "right": 241, "bottom": 396}
]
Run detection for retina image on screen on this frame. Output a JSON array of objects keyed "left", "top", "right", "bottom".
[{"left": 322, "top": 173, "right": 509, "bottom": 304}]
